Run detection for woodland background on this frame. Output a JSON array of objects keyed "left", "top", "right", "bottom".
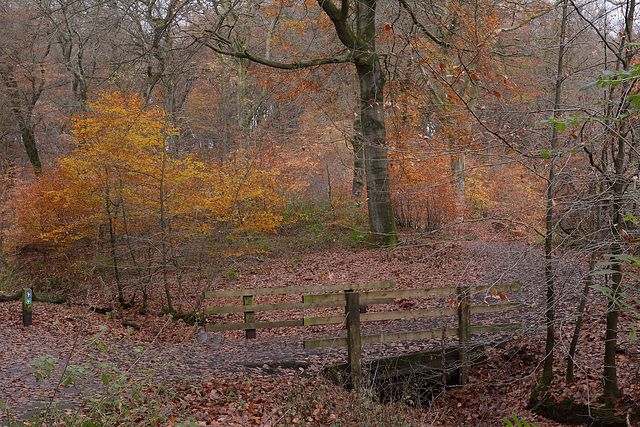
[{"left": 1, "top": 0, "right": 640, "bottom": 425}]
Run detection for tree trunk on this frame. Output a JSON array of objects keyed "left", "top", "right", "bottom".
[
  {"left": 603, "top": 176, "right": 626, "bottom": 405},
  {"left": 106, "top": 198, "right": 126, "bottom": 307},
  {"left": 0, "top": 72, "right": 43, "bottom": 175},
  {"left": 601, "top": 0, "right": 635, "bottom": 403},
  {"left": 350, "top": 114, "right": 365, "bottom": 201},
  {"left": 159, "top": 143, "right": 174, "bottom": 314},
  {"left": 356, "top": 58, "right": 397, "bottom": 245},
  {"left": 353, "top": 0, "right": 397, "bottom": 246},
  {"left": 450, "top": 151, "right": 465, "bottom": 220},
  {"left": 19, "top": 124, "right": 42, "bottom": 175},
  {"left": 539, "top": 0, "right": 568, "bottom": 388},
  {"left": 603, "top": 248, "right": 622, "bottom": 405},
  {"left": 566, "top": 253, "right": 595, "bottom": 383}
]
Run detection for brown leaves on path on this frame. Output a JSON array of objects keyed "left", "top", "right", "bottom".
[{"left": 1, "top": 241, "right": 639, "bottom": 426}]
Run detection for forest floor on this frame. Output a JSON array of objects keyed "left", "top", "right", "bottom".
[{"left": 1, "top": 235, "right": 639, "bottom": 426}]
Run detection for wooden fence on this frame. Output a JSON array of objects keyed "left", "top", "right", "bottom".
[
  {"left": 204, "top": 282, "right": 522, "bottom": 389},
  {"left": 204, "top": 281, "right": 396, "bottom": 338}
]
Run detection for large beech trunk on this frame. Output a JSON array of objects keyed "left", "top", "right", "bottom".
[
  {"left": 352, "top": 0, "right": 398, "bottom": 245},
  {"left": 355, "top": 58, "right": 397, "bottom": 245}
]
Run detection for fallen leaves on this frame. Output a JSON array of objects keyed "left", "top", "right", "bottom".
[{"left": 1, "top": 240, "right": 639, "bottom": 426}]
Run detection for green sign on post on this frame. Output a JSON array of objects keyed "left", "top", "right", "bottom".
[{"left": 22, "top": 288, "right": 32, "bottom": 327}]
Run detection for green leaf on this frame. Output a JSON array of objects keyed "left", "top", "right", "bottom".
[
  {"left": 579, "top": 81, "right": 599, "bottom": 91},
  {"left": 591, "top": 284, "right": 613, "bottom": 295},
  {"left": 102, "top": 374, "right": 110, "bottom": 387},
  {"left": 555, "top": 122, "right": 566, "bottom": 132},
  {"left": 504, "top": 415, "right": 535, "bottom": 427},
  {"left": 624, "top": 212, "right": 638, "bottom": 224},
  {"left": 541, "top": 150, "right": 550, "bottom": 159},
  {"left": 591, "top": 269, "right": 617, "bottom": 275},
  {"left": 631, "top": 325, "right": 637, "bottom": 342}
]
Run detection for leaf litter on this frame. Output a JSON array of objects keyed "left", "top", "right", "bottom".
[{"left": 0, "top": 240, "right": 638, "bottom": 426}]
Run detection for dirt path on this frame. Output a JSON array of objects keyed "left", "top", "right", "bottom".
[{"left": 2, "top": 240, "right": 626, "bottom": 426}]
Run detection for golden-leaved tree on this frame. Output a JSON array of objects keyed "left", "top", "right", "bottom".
[{"left": 9, "top": 91, "right": 285, "bottom": 314}]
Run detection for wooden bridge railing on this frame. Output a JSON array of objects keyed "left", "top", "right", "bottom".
[
  {"left": 204, "top": 282, "right": 522, "bottom": 389},
  {"left": 204, "top": 281, "right": 395, "bottom": 339}
]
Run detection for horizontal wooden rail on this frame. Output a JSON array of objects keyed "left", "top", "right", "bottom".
[
  {"left": 204, "top": 302, "right": 521, "bottom": 331},
  {"left": 205, "top": 319, "right": 303, "bottom": 332},
  {"left": 205, "top": 281, "right": 395, "bottom": 299},
  {"left": 303, "top": 302, "right": 522, "bottom": 326},
  {"left": 204, "top": 297, "right": 395, "bottom": 315},
  {"left": 303, "top": 283, "right": 521, "bottom": 303},
  {"left": 303, "top": 322, "right": 521, "bottom": 349}
]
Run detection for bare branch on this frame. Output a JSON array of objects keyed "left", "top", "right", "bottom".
[
  {"left": 496, "top": 0, "right": 564, "bottom": 34},
  {"left": 202, "top": 31, "right": 353, "bottom": 70},
  {"left": 397, "top": 0, "right": 449, "bottom": 48}
]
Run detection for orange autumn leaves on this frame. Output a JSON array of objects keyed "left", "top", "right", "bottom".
[{"left": 8, "top": 91, "right": 285, "bottom": 251}]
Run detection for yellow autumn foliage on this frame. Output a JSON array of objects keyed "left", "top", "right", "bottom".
[{"left": 7, "top": 91, "right": 285, "bottom": 251}]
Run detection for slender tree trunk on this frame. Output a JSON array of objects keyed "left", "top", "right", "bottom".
[
  {"left": 602, "top": 276, "right": 621, "bottom": 405},
  {"left": 106, "top": 196, "right": 126, "bottom": 308},
  {"left": 603, "top": 179, "right": 625, "bottom": 405},
  {"left": 601, "top": 0, "right": 635, "bottom": 405},
  {"left": 120, "top": 200, "right": 140, "bottom": 309},
  {"left": 236, "top": 57, "right": 249, "bottom": 141},
  {"left": 0, "top": 73, "right": 43, "bottom": 174},
  {"left": 450, "top": 152, "right": 465, "bottom": 201},
  {"left": 449, "top": 150, "right": 465, "bottom": 221},
  {"left": 159, "top": 137, "right": 174, "bottom": 314},
  {"left": 541, "top": 169, "right": 556, "bottom": 387},
  {"left": 0, "top": 41, "right": 48, "bottom": 175},
  {"left": 566, "top": 252, "right": 595, "bottom": 383},
  {"left": 103, "top": 169, "right": 126, "bottom": 306},
  {"left": 350, "top": 114, "right": 365, "bottom": 201},
  {"left": 538, "top": 0, "right": 568, "bottom": 388},
  {"left": 18, "top": 124, "right": 42, "bottom": 175}
]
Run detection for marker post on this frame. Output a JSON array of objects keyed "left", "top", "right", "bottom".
[{"left": 22, "top": 288, "right": 32, "bottom": 327}]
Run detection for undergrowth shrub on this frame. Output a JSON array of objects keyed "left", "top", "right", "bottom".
[
  {"left": 0, "top": 321, "right": 195, "bottom": 427},
  {"left": 282, "top": 376, "right": 419, "bottom": 426}
]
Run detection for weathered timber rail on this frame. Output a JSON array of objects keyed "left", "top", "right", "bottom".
[
  {"left": 204, "top": 282, "right": 522, "bottom": 389},
  {"left": 204, "top": 281, "right": 395, "bottom": 338}
]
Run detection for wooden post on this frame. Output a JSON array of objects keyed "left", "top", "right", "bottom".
[
  {"left": 457, "top": 286, "right": 471, "bottom": 384},
  {"left": 243, "top": 295, "right": 256, "bottom": 339},
  {"left": 345, "top": 291, "right": 362, "bottom": 391},
  {"left": 22, "top": 288, "right": 33, "bottom": 327}
]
